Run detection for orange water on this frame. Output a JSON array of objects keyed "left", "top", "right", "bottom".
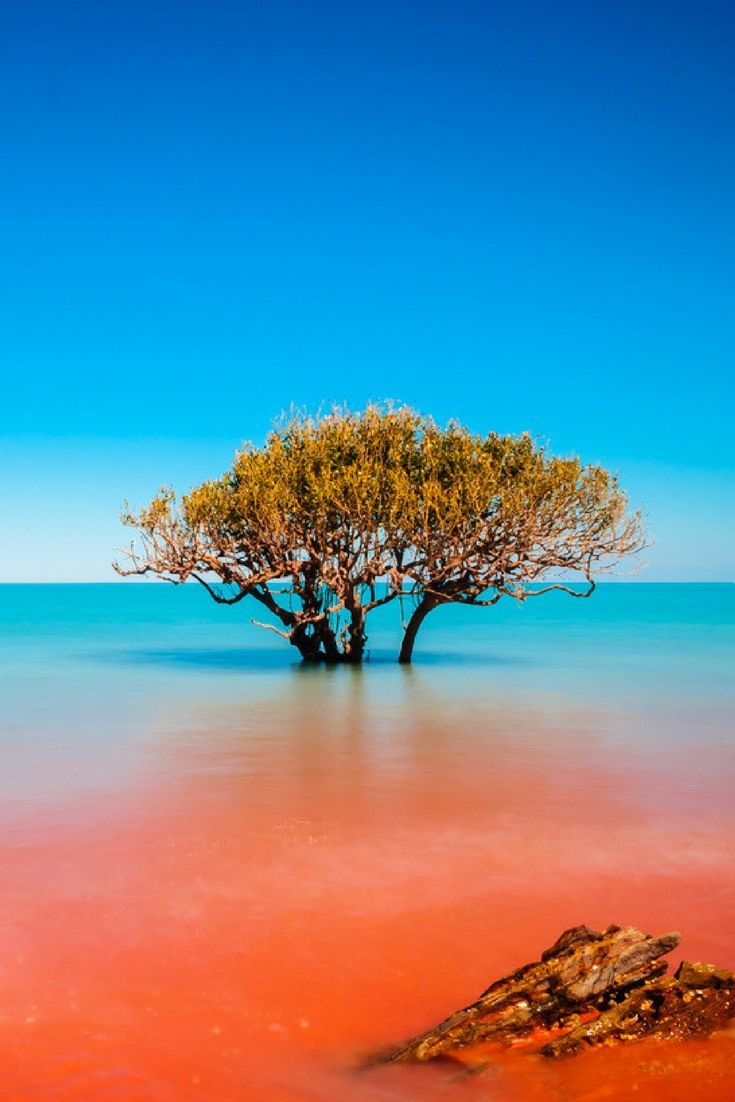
[{"left": 2, "top": 674, "right": 733, "bottom": 1101}]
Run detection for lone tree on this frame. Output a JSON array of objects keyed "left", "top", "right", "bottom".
[{"left": 115, "top": 406, "right": 644, "bottom": 664}]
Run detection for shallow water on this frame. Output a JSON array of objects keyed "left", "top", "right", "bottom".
[{"left": 1, "top": 583, "right": 733, "bottom": 1100}]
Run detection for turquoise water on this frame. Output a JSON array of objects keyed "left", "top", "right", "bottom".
[
  {"left": 0, "top": 583, "right": 733, "bottom": 1101},
  {"left": 2, "top": 581, "right": 732, "bottom": 712},
  {"left": 1, "top": 581, "right": 732, "bottom": 826},
  {"left": 2, "top": 580, "right": 732, "bottom": 800}
]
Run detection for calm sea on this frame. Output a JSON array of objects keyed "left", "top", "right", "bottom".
[{"left": 0, "top": 583, "right": 733, "bottom": 1101}]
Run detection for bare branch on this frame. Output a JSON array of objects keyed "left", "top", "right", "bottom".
[{"left": 251, "top": 619, "right": 293, "bottom": 641}]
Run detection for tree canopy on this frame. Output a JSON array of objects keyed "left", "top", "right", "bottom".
[{"left": 115, "top": 405, "right": 644, "bottom": 663}]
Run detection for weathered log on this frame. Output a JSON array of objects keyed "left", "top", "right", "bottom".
[
  {"left": 542, "top": 958, "right": 735, "bottom": 1057},
  {"left": 371, "top": 924, "right": 735, "bottom": 1066}
]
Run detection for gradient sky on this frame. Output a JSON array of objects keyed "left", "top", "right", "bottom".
[{"left": 1, "top": 0, "right": 733, "bottom": 580}]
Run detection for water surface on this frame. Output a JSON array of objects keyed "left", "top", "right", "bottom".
[{"left": 1, "top": 583, "right": 733, "bottom": 1100}]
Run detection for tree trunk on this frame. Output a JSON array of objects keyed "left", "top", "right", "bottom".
[
  {"left": 315, "top": 619, "right": 342, "bottom": 663},
  {"left": 398, "top": 597, "right": 438, "bottom": 664},
  {"left": 290, "top": 624, "right": 323, "bottom": 662},
  {"left": 293, "top": 619, "right": 365, "bottom": 664},
  {"left": 345, "top": 605, "right": 366, "bottom": 664}
]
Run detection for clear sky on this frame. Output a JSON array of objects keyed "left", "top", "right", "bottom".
[{"left": 1, "top": 0, "right": 733, "bottom": 581}]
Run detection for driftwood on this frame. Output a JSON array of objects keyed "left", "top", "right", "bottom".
[{"left": 372, "top": 924, "right": 735, "bottom": 1065}]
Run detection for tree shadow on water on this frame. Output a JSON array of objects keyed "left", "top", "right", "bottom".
[
  {"left": 96, "top": 646, "right": 293, "bottom": 672},
  {"left": 405, "top": 650, "right": 531, "bottom": 668},
  {"left": 96, "top": 645, "right": 532, "bottom": 674}
]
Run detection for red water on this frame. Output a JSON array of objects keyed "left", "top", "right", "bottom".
[{"left": 2, "top": 690, "right": 734, "bottom": 1100}]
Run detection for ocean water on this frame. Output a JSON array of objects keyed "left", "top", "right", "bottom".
[{"left": 0, "top": 583, "right": 733, "bottom": 1101}]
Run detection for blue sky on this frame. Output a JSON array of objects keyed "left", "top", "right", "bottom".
[{"left": 1, "top": 0, "right": 733, "bottom": 580}]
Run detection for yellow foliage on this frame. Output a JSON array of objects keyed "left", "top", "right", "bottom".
[{"left": 116, "top": 404, "right": 644, "bottom": 663}]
